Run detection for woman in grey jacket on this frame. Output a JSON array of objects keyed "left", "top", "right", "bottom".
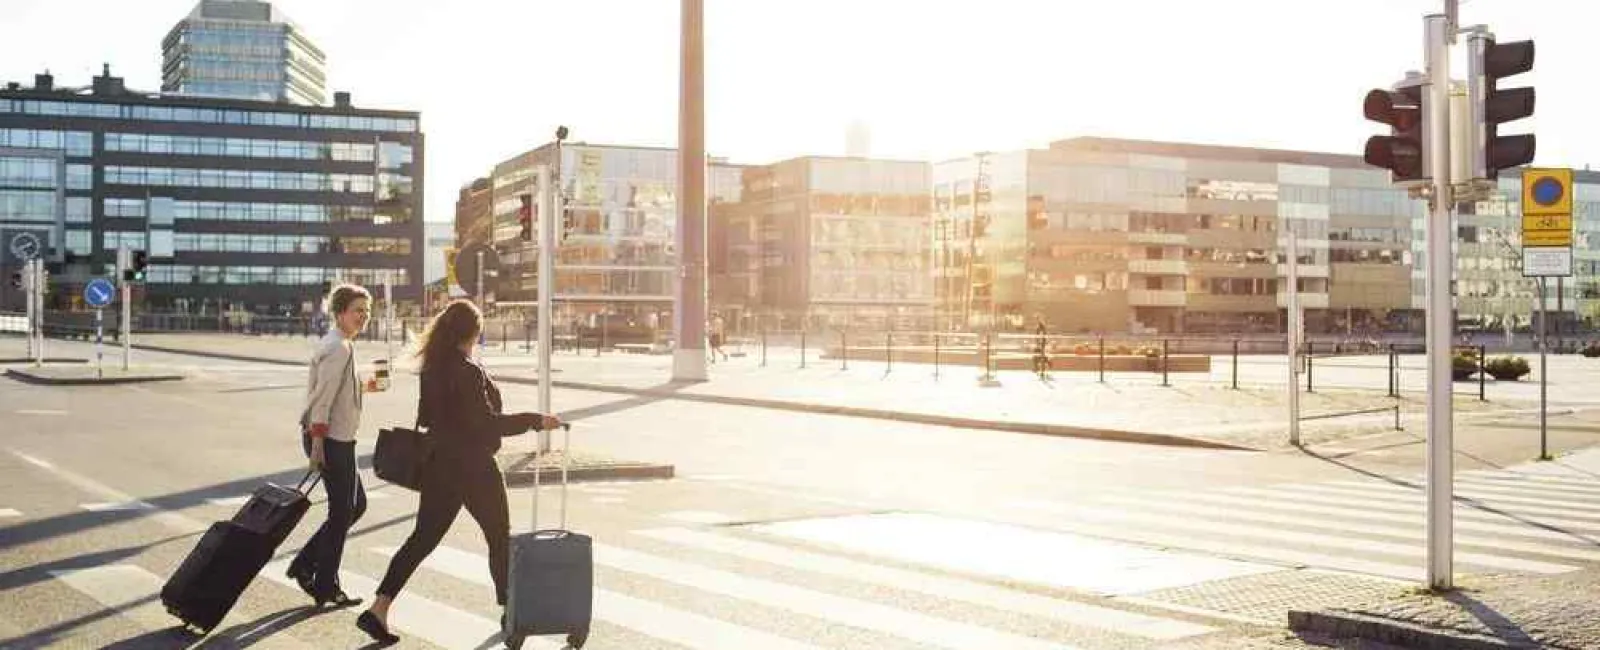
[{"left": 286, "top": 283, "right": 376, "bottom": 608}]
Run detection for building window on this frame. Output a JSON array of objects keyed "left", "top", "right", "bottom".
[
  {"left": 66, "top": 196, "right": 91, "bottom": 223},
  {"left": 65, "top": 230, "right": 92, "bottom": 256}
]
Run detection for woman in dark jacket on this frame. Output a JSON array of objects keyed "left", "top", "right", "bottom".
[{"left": 357, "top": 300, "right": 561, "bottom": 644}]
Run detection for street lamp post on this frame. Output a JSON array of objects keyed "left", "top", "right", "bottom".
[{"left": 673, "top": 0, "right": 709, "bottom": 382}]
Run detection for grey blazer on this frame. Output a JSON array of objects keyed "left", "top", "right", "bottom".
[{"left": 302, "top": 330, "right": 363, "bottom": 442}]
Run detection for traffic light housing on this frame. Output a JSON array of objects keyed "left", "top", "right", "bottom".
[
  {"left": 123, "top": 250, "right": 148, "bottom": 282},
  {"left": 1479, "top": 37, "right": 1536, "bottom": 180},
  {"left": 1363, "top": 84, "right": 1427, "bottom": 183},
  {"left": 559, "top": 196, "right": 575, "bottom": 242},
  {"left": 8, "top": 271, "right": 20, "bottom": 289},
  {"left": 517, "top": 194, "right": 534, "bottom": 242}
]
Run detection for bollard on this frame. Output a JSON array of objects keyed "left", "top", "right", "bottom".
[
  {"left": 1306, "top": 341, "right": 1314, "bottom": 393},
  {"left": 933, "top": 332, "right": 941, "bottom": 379},
  {"left": 885, "top": 331, "right": 892, "bottom": 374},
  {"left": 525, "top": 322, "right": 532, "bottom": 353},
  {"left": 841, "top": 329, "right": 848, "bottom": 371},
  {"left": 503, "top": 322, "right": 509, "bottom": 351},
  {"left": 1479, "top": 344, "right": 1487, "bottom": 401},
  {"left": 800, "top": 329, "right": 808, "bottom": 369},
  {"left": 1394, "top": 404, "right": 1402, "bottom": 431},
  {"left": 1161, "top": 339, "right": 1170, "bottom": 387},
  {"left": 1098, "top": 337, "right": 1106, "bottom": 383},
  {"left": 761, "top": 328, "right": 768, "bottom": 367},
  {"left": 1231, "top": 339, "right": 1240, "bottom": 390},
  {"left": 1388, "top": 345, "right": 1397, "bottom": 397}
]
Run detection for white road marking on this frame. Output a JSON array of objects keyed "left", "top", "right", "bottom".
[
  {"left": 376, "top": 545, "right": 826, "bottom": 650},
  {"left": 661, "top": 510, "right": 737, "bottom": 524},
  {"left": 51, "top": 564, "right": 313, "bottom": 648},
  {"left": 82, "top": 501, "right": 158, "bottom": 513},
  {"left": 15, "top": 409, "right": 68, "bottom": 416},
  {"left": 8, "top": 450, "right": 202, "bottom": 534},
  {"left": 635, "top": 526, "right": 1214, "bottom": 640},
  {"left": 0, "top": 508, "right": 20, "bottom": 518}
]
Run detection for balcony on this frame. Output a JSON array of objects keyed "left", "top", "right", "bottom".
[
  {"left": 1128, "top": 259, "right": 1189, "bottom": 276},
  {"left": 1129, "top": 289, "right": 1187, "bottom": 307},
  {"left": 1128, "top": 231, "right": 1187, "bottom": 246},
  {"left": 1276, "top": 292, "right": 1331, "bottom": 309}
]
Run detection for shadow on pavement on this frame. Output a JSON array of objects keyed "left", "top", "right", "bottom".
[{"left": 1302, "top": 448, "right": 1600, "bottom": 546}]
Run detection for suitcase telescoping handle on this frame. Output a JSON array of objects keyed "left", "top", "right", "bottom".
[
  {"left": 531, "top": 422, "right": 573, "bottom": 532},
  {"left": 296, "top": 469, "right": 322, "bottom": 495}
]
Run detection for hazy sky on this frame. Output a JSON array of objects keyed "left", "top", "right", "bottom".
[{"left": 2, "top": 0, "right": 1592, "bottom": 225}]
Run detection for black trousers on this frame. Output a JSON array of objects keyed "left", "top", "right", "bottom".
[
  {"left": 377, "top": 454, "right": 511, "bottom": 604},
  {"left": 292, "top": 434, "right": 368, "bottom": 595}
]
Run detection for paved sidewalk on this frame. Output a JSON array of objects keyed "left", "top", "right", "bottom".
[
  {"left": 1287, "top": 447, "right": 1600, "bottom": 649},
  {"left": 97, "top": 333, "right": 1555, "bottom": 451}
]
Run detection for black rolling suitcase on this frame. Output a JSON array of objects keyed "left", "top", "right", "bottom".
[
  {"left": 161, "top": 471, "right": 319, "bottom": 633},
  {"left": 504, "top": 423, "right": 593, "bottom": 650}
]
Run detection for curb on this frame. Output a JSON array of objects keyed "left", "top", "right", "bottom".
[
  {"left": 5, "top": 368, "right": 186, "bottom": 386},
  {"left": 495, "top": 375, "right": 1258, "bottom": 451},
  {"left": 131, "top": 343, "right": 303, "bottom": 367},
  {"left": 1287, "top": 609, "right": 1551, "bottom": 650},
  {"left": 499, "top": 457, "right": 675, "bottom": 486}
]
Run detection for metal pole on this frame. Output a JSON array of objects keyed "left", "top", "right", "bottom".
[
  {"left": 537, "top": 164, "right": 556, "bottom": 453},
  {"left": 1232, "top": 339, "right": 1240, "bottom": 389},
  {"left": 23, "top": 259, "right": 35, "bottom": 363},
  {"left": 383, "top": 272, "right": 394, "bottom": 363},
  {"left": 475, "top": 249, "right": 485, "bottom": 361},
  {"left": 120, "top": 247, "right": 131, "bottom": 370},
  {"left": 933, "top": 332, "right": 941, "bottom": 378},
  {"left": 1288, "top": 226, "right": 1301, "bottom": 446},
  {"left": 1161, "top": 339, "right": 1169, "bottom": 387},
  {"left": 1478, "top": 344, "right": 1486, "bottom": 401},
  {"left": 760, "top": 326, "right": 767, "bottom": 367},
  {"left": 1307, "top": 341, "right": 1314, "bottom": 393},
  {"left": 95, "top": 307, "right": 104, "bottom": 379},
  {"left": 1539, "top": 278, "right": 1549, "bottom": 459},
  {"left": 884, "top": 331, "right": 892, "bottom": 374},
  {"left": 1423, "top": 10, "right": 1455, "bottom": 591},
  {"left": 672, "top": 0, "right": 709, "bottom": 382},
  {"left": 1098, "top": 336, "right": 1106, "bottom": 383},
  {"left": 800, "top": 329, "right": 807, "bottom": 369}
]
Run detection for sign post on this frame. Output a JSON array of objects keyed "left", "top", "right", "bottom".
[
  {"left": 85, "top": 278, "right": 116, "bottom": 379},
  {"left": 1521, "top": 167, "right": 1572, "bottom": 461}
]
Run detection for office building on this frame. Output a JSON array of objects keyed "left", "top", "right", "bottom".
[
  {"left": 725, "top": 156, "right": 932, "bottom": 331},
  {"left": 0, "top": 67, "right": 423, "bottom": 315},
  {"left": 162, "top": 0, "right": 328, "bottom": 105},
  {"left": 475, "top": 142, "right": 741, "bottom": 326}
]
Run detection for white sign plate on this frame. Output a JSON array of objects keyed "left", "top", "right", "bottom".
[{"left": 1523, "top": 248, "right": 1573, "bottom": 278}]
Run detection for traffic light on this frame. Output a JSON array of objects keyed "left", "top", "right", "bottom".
[
  {"left": 518, "top": 194, "right": 534, "bottom": 242},
  {"left": 560, "top": 196, "right": 575, "bottom": 242},
  {"left": 1477, "top": 37, "right": 1536, "bottom": 180},
  {"left": 123, "top": 250, "right": 148, "bottom": 282},
  {"left": 1362, "top": 84, "right": 1427, "bottom": 183},
  {"left": 8, "top": 271, "right": 19, "bottom": 289}
]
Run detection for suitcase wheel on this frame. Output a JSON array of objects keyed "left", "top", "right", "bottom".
[
  {"left": 567, "top": 627, "right": 588, "bottom": 649},
  {"left": 503, "top": 634, "right": 524, "bottom": 650}
]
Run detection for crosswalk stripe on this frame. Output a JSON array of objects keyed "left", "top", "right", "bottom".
[
  {"left": 1446, "top": 480, "right": 1600, "bottom": 509},
  {"left": 634, "top": 526, "right": 1215, "bottom": 640},
  {"left": 1294, "top": 483, "right": 1600, "bottom": 530},
  {"left": 661, "top": 510, "right": 737, "bottom": 524},
  {"left": 50, "top": 564, "right": 313, "bottom": 649},
  {"left": 0, "top": 508, "right": 19, "bottom": 518},
  {"left": 260, "top": 558, "right": 545, "bottom": 649},
  {"left": 1003, "top": 503, "right": 1424, "bottom": 581},
  {"left": 593, "top": 542, "right": 1080, "bottom": 650},
  {"left": 1014, "top": 501, "right": 1576, "bottom": 575},
  {"left": 81, "top": 501, "right": 157, "bottom": 512},
  {"left": 1324, "top": 477, "right": 1600, "bottom": 512},
  {"left": 1211, "top": 487, "right": 1600, "bottom": 546},
  {"left": 1463, "top": 470, "right": 1600, "bottom": 491},
  {"left": 1099, "top": 494, "right": 1600, "bottom": 563},
  {"left": 1462, "top": 473, "right": 1600, "bottom": 495},
  {"left": 207, "top": 497, "right": 251, "bottom": 508},
  {"left": 376, "top": 545, "right": 827, "bottom": 650}
]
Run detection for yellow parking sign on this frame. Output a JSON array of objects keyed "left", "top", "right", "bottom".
[{"left": 1522, "top": 168, "right": 1573, "bottom": 218}]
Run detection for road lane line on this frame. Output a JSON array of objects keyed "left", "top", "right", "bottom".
[{"left": 7, "top": 450, "right": 203, "bottom": 534}]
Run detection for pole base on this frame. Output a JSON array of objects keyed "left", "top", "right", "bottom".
[
  {"left": 672, "top": 349, "right": 709, "bottom": 383},
  {"left": 976, "top": 374, "right": 1002, "bottom": 388}
]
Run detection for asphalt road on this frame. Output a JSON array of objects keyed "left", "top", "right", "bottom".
[{"left": 4, "top": 347, "right": 1600, "bottom": 649}]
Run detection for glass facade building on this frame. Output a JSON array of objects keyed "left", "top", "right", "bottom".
[
  {"left": 162, "top": 0, "right": 327, "bottom": 106},
  {"left": 481, "top": 142, "right": 741, "bottom": 326},
  {"left": 727, "top": 157, "right": 932, "bottom": 331},
  {"left": 0, "top": 69, "right": 422, "bottom": 314}
]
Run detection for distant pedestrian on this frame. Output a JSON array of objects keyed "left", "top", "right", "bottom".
[
  {"left": 286, "top": 283, "right": 376, "bottom": 609},
  {"left": 356, "top": 299, "right": 562, "bottom": 645},
  {"left": 709, "top": 312, "right": 729, "bottom": 362},
  {"left": 1031, "top": 315, "right": 1051, "bottom": 378}
]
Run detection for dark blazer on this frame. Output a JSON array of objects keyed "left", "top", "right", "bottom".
[{"left": 417, "top": 351, "right": 526, "bottom": 461}]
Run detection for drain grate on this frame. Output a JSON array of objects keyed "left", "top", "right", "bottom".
[{"left": 1124, "top": 569, "right": 1410, "bottom": 625}]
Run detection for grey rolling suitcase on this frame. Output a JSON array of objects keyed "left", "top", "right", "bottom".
[{"left": 504, "top": 422, "right": 592, "bottom": 650}]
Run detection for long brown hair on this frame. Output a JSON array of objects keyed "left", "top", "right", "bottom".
[{"left": 416, "top": 300, "right": 482, "bottom": 372}]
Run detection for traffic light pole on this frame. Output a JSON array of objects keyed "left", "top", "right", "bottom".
[
  {"left": 1423, "top": 10, "right": 1455, "bottom": 591},
  {"left": 536, "top": 164, "right": 555, "bottom": 453},
  {"left": 120, "top": 245, "right": 131, "bottom": 370},
  {"left": 1287, "top": 228, "right": 1301, "bottom": 446},
  {"left": 673, "top": 0, "right": 709, "bottom": 383}
]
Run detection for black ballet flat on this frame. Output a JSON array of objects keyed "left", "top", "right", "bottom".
[
  {"left": 317, "top": 587, "right": 363, "bottom": 609},
  {"left": 356, "top": 610, "right": 399, "bottom": 645}
]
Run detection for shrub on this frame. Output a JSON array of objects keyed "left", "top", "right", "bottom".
[
  {"left": 1451, "top": 353, "right": 1479, "bottom": 380},
  {"left": 1485, "top": 355, "right": 1531, "bottom": 381},
  {"left": 1582, "top": 342, "right": 1600, "bottom": 358}
]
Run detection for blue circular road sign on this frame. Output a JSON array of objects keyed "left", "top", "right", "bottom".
[
  {"left": 84, "top": 277, "right": 116, "bottom": 308},
  {"left": 1533, "top": 176, "right": 1565, "bottom": 206}
]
